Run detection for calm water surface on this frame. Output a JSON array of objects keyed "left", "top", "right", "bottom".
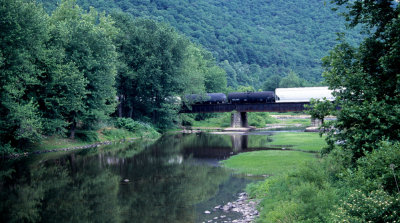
[{"left": 0, "top": 132, "right": 287, "bottom": 223}]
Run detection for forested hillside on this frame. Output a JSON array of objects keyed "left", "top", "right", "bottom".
[
  {"left": 0, "top": 0, "right": 226, "bottom": 153},
  {"left": 40, "top": 0, "right": 362, "bottom": 88}
]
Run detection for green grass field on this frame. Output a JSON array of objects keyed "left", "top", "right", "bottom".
[{"left": 221, "top": 150, "right": 317, "bottom": 175}]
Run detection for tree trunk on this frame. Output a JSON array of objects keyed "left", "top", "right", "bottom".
[
  {"left": 129, "top": 106, "right": 133, "bottom": 118},
  {"left": 118, "top": 95, "right": 124, "bottom": 117},
  {"left": 70, "top": 120, "right": 76, "bottom": 139}
]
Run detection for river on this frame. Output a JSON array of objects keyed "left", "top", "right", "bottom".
[{"left": 0, "top": 131, "right": 300, "bottom": 223}]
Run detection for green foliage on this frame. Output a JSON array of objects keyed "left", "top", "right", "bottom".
[
  {"left": 190, "top": 112, "right": 277, "bottom": 128},
  {"left": 279, "top": 70, "right": 308, "bottom": 88},
  {"left": 1, "top": 0, "right": 227, "bottom": 149},
  {"left": 236, "top": 85, "right": 256, "bottom": 93},
  {"left": 114, "top": 118, "right": 160, "bottom": 138},
  {"left": 101, "top": 128, "right": 135, "bottom": 141},
  {"left": 323, "top": 1, "right": 400, "bottom": 159},
  {"left": 248, "top": 112, "right": 277, "bottom": 128},
  {"left": 112, "top": 13, "right": 226, "bottom": 129},
  {"left": 262, "top": 74, "right": 281, "bottom": 91},
  {"left": 190, "top": 113, "right": 231, "bottom": 128},
  {"left": 246, "top": 180, "right": 271, "bottom": 199},
  {"left": 344, "top": 141, "right": 400, "bottom": 195},
  {"left": 0, "top": 143, "right": 15, "bottom": 156},
  {"left": 247, "top": 140, "right": 400, "bottom": 223},
  {"left": 9, "top": 100, "right": 43, "bottom": 144},
  {"left": 329, "top": 189, "right": 400, "bottom": 223},
  {"left": 115, "top": 118, "right": 141, "bottom": 132},
  {"left": 39, "top": 0, "right": 363, "bottom": 88},
  {"left": 0, "top": 0, "right": 48, "bottom": 147},
  {"left": 74, "top": 130, "right": 99, "bottom": 142},
  {"left": 254, "top": 160, "right": 339, "bottom": 223},
  {"left": 49, "top": 0, "right": 118, "bottom": 132},
  {"left": 305, "top": 98, "right": 335, "bottom": 122}
]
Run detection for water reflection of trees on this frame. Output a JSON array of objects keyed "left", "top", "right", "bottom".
[{"left": 0, "top": 135, "right": 230, "bottom": 223}]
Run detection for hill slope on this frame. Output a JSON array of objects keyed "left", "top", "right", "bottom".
[{"left": 40, "top": 0, "right": 362, "bottom": 88}]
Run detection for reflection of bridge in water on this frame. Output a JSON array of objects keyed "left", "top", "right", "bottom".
[{"left": 182, "top": 134, "right": 284, "bottom": 159}]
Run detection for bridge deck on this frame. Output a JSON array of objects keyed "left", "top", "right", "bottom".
[{"left": 181, "top": 102, "right": 309, "bottom": 113}]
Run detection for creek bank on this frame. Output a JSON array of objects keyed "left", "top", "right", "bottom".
[
  {"left": 4, "top": 138, "right": 138, "bottom": 159},
  {"left": 202, "top": 192, "right": 259, "bottom": 223}
]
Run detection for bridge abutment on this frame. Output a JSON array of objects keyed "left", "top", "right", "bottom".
[
  {"left": 231, "top": 112, "right": 248, "bottom": 128},
  {"left": 311, "top": 118, "right": 323, "bottom": 127}
]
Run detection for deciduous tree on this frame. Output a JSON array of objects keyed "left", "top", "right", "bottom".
[{"left": 323, "top": 0, "right": 400, "bottom": 159}]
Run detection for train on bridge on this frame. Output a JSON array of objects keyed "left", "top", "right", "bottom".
[{"left": 185, "top": 87, "right": 334, "bottom": 105}]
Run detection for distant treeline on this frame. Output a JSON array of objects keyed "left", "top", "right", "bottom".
[
  {"left": 38, "top": 0, "right": 363, "bottom": 89},
  {"left": 0, "top": 0, "right": 227, "bottom": 151}
]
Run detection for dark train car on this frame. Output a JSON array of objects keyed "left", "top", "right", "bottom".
[
  {"left": 228, "top": 91, "right": 276, "bottom": 103},
  {"left": 185, "top": 93, "right": 227, "bottom": 104}
]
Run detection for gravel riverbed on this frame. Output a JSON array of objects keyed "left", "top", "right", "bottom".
[{"left": 202, "top": 192, "right": 259, "bottom": 223}]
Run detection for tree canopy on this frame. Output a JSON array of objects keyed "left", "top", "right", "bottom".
[
  {"left": 0, "top": 0, "right": 227, "bottom": 152},
  {"left": 37, "top": 0, "right": 364, "bottom": 89},
  {"left": 323, "top": 0, "right": 400, "bottom": 159}
]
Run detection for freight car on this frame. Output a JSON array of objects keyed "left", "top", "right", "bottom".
[
  {"left": 275, "top": 87, "right": 334, "bottom": 103},
  {"left": 227, "top": 91, "right": 277, "bottom": 103},
  {"left": 185, "top": 93, "right": 227, "bottom": 104}
]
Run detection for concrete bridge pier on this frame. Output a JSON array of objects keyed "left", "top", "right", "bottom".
[
  {"left": 311, "top": 118, "right": 323, "bottom": 127},
  {"left": 305, "top": 117, "right": 323, "bottom": 132},
  {"left": 231, "top": 112, "right": 248, "bottom": 128}
]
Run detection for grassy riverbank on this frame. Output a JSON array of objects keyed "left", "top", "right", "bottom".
[
  {"left": 36, "top": 127, "right": 159, "bottom": 151},
  {"left": 265, "top": 132, "right": 326, "bottom": 152},
  {"left": 4, "top": 118, "right": 160, "bottom": 156},
  {"left": 221, "top": 131, "right": 330, "bottom": 222},
  {"left": 221, "top": 150, "right": 318, "bottom": 175},
  {"left": 220, "top": 130, "right": 400, "bottom": 222},
  {"left": 221, "top": 132, "right": 325, "bottom": 175}
]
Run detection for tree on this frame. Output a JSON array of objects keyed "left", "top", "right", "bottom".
[
  {"left": 49, "top": 0, "right": 118, "bottom": 137},
  {"left": 113, "top": 15, "right": 190, "bottom": 128},
  {"left": 262, "top": 74, "right": 281, "bottom": 91},
  {"left": 323, "top": 0, "right": 400, "bottom": 159},
  {"left": 305, "top": 98, "right": 335, "bottom": 124},
  {"left": 279, "top": 71, "right": 305, "bottom": 88},
  {"left": 0, "top": 0, "right": 48, "bottom": 146},
  {"left": 112, "top": 12, "right": 227, "bottom": 129}
]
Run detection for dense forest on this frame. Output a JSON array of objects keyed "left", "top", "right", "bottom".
[
  {"left": 37, "top": 0, "right": 363, "bottom": 89},
  {"left": 0, "top": 0, "right": 226, "bottom": 153}
]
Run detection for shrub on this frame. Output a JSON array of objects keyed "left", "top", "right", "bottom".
[
  {"left": 114, "top": 118, "right": 160, "bottom": 138},
  {"left": 255, "top": 160, "right": 339, "bottom": 223},
  {"left": 246, "top": 180, "right": 271, "bottom": 198},
  {"left": 75, "top": 130, "right": 99, "bottom": 142},
  {"left": 0, "top": 143, "right": 16, "bottom": 155},
  {"left": 101, "top": 129, "right": 135, "bottom": 140},
  {"left": 115, "top": 118, "right": 140, "bottom": 132},
  {"left": 266, "top": 201, "right": 299, "bottom": 223},
  {"left": 180, "top": 114, "right": 194, "bottom": 126},
  {"left": 249, "top": 115, "right": 266, "bottom": 128},
  {"left": 355, "top": 141, "right": 400, "bottom": 194},
  {"left": 329, "top": 189, "right": 400, "bottom": 223},
  {"left": 248, "top": 112, "right": 277, "bottom": 128}
]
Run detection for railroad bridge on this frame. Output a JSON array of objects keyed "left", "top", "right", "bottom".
[
  {"left": 180, "top": 87, "right": 334, "bottom": 128},
  {"left": 180, "top": 102, "right": 322, "bottom": 128}
]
